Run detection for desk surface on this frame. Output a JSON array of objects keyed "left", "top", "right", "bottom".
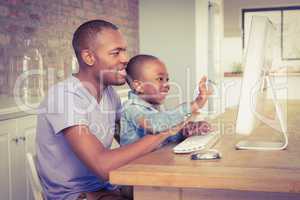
[{"left": 110, "top": 101, "right": 300, "bottom": 193}]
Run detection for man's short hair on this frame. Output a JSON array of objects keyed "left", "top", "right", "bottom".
[
  {"left": 72, "top": 19, "right": 118, "bottom": 64},
  {"left": 126, "top": 54, "right": 158, "bottom": 86}
]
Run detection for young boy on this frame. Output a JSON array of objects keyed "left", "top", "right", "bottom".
[{"left": 120, "top": 54, "right": 212, "bottom": 146}]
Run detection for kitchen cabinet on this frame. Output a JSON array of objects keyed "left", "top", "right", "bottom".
[{"left": 0, "top": 115, "right": 37, "bottom": 200}]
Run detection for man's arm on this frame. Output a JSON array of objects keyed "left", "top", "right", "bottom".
[{"left": 63, "top": 125, "right": 175, "bottom": 180}]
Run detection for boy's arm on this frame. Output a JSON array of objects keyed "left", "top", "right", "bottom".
[
  {"left": 134, "top": 103, "right": 192, "bottom": 134},
  {"left": 63, "top": 124, "right": 176, "bottom": 180},
  {"left": 134, "top": 76, "right": 211, "bottom": 134},
  {"left": 127, "top": 76, "right": 211, "bottom": 134}
]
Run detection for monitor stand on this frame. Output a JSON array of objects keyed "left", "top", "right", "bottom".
[
  {"left": 236, "top": 141, "right": 286, "bottom": 150},
  {"left": 235, "top": 73, "right": 288, "bottom": 150}
]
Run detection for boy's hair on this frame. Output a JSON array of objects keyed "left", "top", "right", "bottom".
[
  {"left": 72, "top": 19, "right": 118, "bottom": 65},
  {"left": 126, "top": 54, "right": 158, "bottom": 87}
]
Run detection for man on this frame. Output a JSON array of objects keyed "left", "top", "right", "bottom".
[{"left": 36, "top": 20, "right": 179, "bottom": 200}]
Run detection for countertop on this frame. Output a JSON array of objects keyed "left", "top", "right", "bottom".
[
  {"left": 0, "top": 95, "right": 41, "bottom": 120},
  {"left": 224, "top": 71, "right": 300, "bottom": 77}
]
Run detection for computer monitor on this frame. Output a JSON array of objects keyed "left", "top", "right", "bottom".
[{"left": 235, "top": 16, "right": 288, "bottom": 150}]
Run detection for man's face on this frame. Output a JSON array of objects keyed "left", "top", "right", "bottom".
[
  {"left": 91, "top": 28, "right": 128, "bottom": 86},
  {"left": 138, "top": 59, "right": 170, "bottom": 105}
]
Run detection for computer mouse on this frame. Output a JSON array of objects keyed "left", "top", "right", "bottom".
[{"left": 191, "top": 149, "right": 222, "bottom": 160}]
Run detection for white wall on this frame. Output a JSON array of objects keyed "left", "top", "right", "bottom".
[
  {"left": 139, "top": 0, "right": 197, "bottom": 105},
  {"left": 222, "top": 37, "right": 243, "bottom": 72},
  {"left": 139, "top": 0, "right": 224, "bottom": 114}
]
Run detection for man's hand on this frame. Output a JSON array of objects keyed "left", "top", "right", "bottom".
[{"left": 181, "top": 121, "right": 213, "bottom": 137}]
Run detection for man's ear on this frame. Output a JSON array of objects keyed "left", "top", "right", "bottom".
[
  {"left": 81, "top": 49, "right": 95, "bottom": 66},
  {"left": 132, "top": 80, "right": 143, "bottom": 94}
]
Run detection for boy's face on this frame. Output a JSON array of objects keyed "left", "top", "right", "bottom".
[
  {"left": 90, "top": 28, "right": 128, "bottom": 86},
  {"left": 137, "top": 59, "right": 170, "bottom": 105}
]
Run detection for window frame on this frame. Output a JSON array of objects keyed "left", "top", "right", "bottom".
[{"left": 241, "top": 6, "right": 300, "bottom": 61}]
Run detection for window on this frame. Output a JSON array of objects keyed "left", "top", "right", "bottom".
[{"left": 242, "top": 6, "right": 300, "bottom": 61}]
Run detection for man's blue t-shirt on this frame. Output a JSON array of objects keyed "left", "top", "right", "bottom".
[{"left": 36, "top": 76, "right": 121, "bottom": 200}]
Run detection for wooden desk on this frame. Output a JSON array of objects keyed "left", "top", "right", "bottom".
[{"left": 110, "top": 101, "right": 300, "bottom": 200}]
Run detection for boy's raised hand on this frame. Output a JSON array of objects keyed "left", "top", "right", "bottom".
[
  {"left": 199, "top": 76, "right": 212, "bottom": 96},
  {"left": 191, "top": 76, "right": 213, "bottom": 113}
]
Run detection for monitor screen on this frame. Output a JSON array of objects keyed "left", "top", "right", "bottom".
[
  {"left": 236, "top": 16, "right": 276, "bottom": 135},
  {"left": 235, "top": 16, "right": 288, "bottom": 150}
]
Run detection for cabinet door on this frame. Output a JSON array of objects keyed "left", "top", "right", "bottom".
[
  {"left": 11, "top": 115, "right": 37, "bottom": 200},
  {"left": 23, "top": 120, "right": 37, "bottom": 200},
  {"left": 0, "top": 132, "right": 10, "bottom": 200},
  {"left": 10, "top": 128, "right": 27, "bottom": 200},
  {"left": 0, "top": 119, "right": 17, "bottom": 200},
  {"left": 17, "top": 115, "right": 37, "bottom": 155}
]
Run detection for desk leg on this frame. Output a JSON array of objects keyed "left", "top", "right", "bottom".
[{"left": 134, "top": 186, "right": 300, "bottom": 200}]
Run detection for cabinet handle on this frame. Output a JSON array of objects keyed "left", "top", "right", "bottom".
[
  {"left": 19, "top": 136, "right": 26, "bottom": 141},
  {"left": 12, "top": 138, "right": 19, "bottom": 143}
]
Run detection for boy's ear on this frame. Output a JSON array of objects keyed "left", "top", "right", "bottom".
[
  {"left": 81, "top": 49, "right": 95, "bottom": 66},
  {"left": 132, "top": 80, "right": 143, "bottom": 94}
]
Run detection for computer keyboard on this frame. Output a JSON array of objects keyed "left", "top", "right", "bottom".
[{"left": 173, "top": 131, "right": 220, "bottom": 154}]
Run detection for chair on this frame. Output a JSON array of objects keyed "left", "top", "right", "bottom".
[
  {"left": 26, "top": 153, "right": 87, "bottom": 200},
  {"left": 26, "top": 152, "right": 44, "bottom": 200}
]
